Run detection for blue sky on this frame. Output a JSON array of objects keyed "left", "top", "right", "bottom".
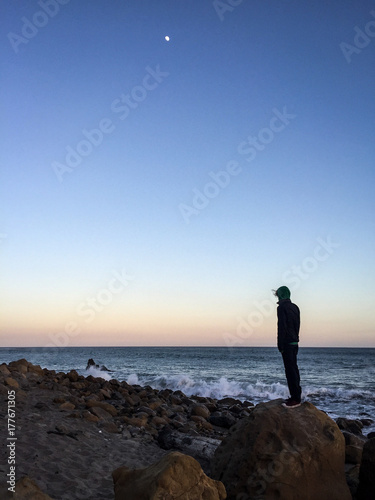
[{"left": 1, "top": 0, "right": 374, "bottom": 347}]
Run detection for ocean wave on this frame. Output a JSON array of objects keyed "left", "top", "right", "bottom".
[
  {"left": 122, "top": 372, "right": 375, "bottom": 405},
  {"left": 304, "top": 386, "right": 375, "bottom": 401},
  {"left": 85, "top": 366, "right": 112, "bottom": 381},
  {"left": 123, "top": 374, "right": 290, "bottom": 401}
]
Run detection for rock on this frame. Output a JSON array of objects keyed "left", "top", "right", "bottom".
[
  {"left": 367, "top": 431, "right": 375, "bottom": 439},
  {"left": 191, "top": 404, "right": 210, "bottom": 419},
  {"left": 86, "top": 358, "right": 98, "bottom": 370},
  {"left": 14, "top": 476, "right": 53, "bottom": 499},
  {"left": 98, "top": 421, "right": 120, "bottom": 434},
  {"left": 0, "top": 383, "right": 8, "bottom": 395},
  {"left": 0, "top": 364, "right": 11, "bottom": 376},
  {"left": 112, "top": 451, "right": 226, "bottom": 500},
  {"left": 217, "top": 397, "right": 241, "bottom": 407},
  {"left": 53, "top": 397, "right": 66, "bottom": 404},
  {"left": 342, "top": 431, "right": 366, "bottom": 464},
  {"left": 9, "top": 359, "right": 29, "bottom": 375},
  {"left": 99, "top": 388, "right": 111, "bottom": 399},
  {"left": 148, "top": 399, "right": 163, "bottom": 410},
  {"left": 357, "top": 437, "right": 375, "bottom": 500},
  {"left": 336, "top": 417, "right": 364, "bottom": 436},
  {"left": 28, "top": 364, "right": 44, "bottom": 375},
  {"left": 89, "top": 406, "right": 113, "bottom": 420},
  {"left": 67, "top": 370, "right": 79, "bottom": 382},
  {"left": 4, "top": 377, "right": 20, "bottom": 389},
  {"left": 86, "top": 358, "right": 110, "bottom": 371},
  {"left": 211, "top": 399, "right": 351, "bottom": 500},
  {"left": 208, "top": 411, "right": 237, "bottom": 429},
  {"left": 59, "top": 402, "right": 75, "bottom": 411},
  {"left": 190, "top": 416, "right": 213, "bottom": 431},
  {"left": 86, "top": 400, "right": 118, "bottom": 417},
  {"left": 122, "top": 416, "right": 148, "bottom": 428},
  {"left": 82, "top": 410, "right": 100, "bottom": 422},
  {"left": 151, "top": 416, "right": 169, "bottom": 427},
  {"left": 360, "top": 418, "right": 374, "bottom": 427},
  {"left": 345, "top": 464, "right": 360, "bottom": 498},
  {"left": 242, "top": 400, "right": 254, "bottom": 408}
]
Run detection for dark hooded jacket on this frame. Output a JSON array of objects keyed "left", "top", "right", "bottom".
[{"left": 277, "top": 299, "right": 300, "bottom": 351}]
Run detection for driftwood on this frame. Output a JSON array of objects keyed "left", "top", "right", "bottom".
[{"left": 157, "top": 427, "right": 221, "bottom": 467}]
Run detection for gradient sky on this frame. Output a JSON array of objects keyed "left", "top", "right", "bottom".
[{"left": 1, "top": 0, "right": 374, "bottom": 348}]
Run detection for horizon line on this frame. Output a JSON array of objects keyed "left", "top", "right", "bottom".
[{"left": 1, "top": 345, "right": 374, "bottom": 349}]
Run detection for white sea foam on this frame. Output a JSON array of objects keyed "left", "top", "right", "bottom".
[
  {"left": 85, "top": 366, "right": 112, "bottom": 381},
  {"left": 126, "top": 373, "right": 139, "bottom": 385}
]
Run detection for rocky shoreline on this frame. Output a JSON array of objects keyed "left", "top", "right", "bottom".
[{"left": 0, "top": 359, "right": 374, "bottom": 499}]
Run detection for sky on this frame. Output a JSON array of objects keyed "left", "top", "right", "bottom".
[{"left": 1, "top": 0, "right": 374, "bottom": 348}]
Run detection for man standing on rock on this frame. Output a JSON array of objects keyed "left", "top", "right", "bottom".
[{"left": 274, "top": 286, "right": 302, "bottom": 408}]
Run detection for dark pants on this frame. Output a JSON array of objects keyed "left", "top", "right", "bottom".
[{"left": 282, "top": 345, "right": 302, "bottom": 402}]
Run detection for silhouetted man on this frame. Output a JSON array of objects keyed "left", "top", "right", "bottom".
[{"left": 274, "top": 286, "right": 302, "bottom": 408}]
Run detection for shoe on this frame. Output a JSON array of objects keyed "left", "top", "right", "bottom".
[{"left": 282, "top": 398, "right": 301, "bottom": 409}]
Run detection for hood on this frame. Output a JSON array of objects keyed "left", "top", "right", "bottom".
[{"left": 276, "top": 286, "right": 291, "bottom": 300}]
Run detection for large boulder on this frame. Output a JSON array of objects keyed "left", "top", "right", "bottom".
[
  {"left": 113, "top": 451, "right": 226, "bottom": 500},
  {"left": 211, "top": 399, "right": 351, "bottom": 500},
  {"left": 357, "top": 437, "right": 375, "bottom": 500}
]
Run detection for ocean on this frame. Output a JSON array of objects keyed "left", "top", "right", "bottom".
[{"left": 1, "top": 346, "right": 374, "bottom": 435}]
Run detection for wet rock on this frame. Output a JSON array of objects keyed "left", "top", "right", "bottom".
[
  {"left": 112, "top": 451, "right": 226, "bottom": 500},
  {"left": 242, "top": 400, "right": 254, "bottom": 408},
  {"left": 86, "top": 358, "right": 110, "bottom": 371},
  {"left": 336, "top": 417, "right": 364, "bottom": 436},
  {"left": 217, "top": 397, "right": 241, "bottom": 407},
  {"left": 360, "top": 418, "right": 374, "bottom": 427}
]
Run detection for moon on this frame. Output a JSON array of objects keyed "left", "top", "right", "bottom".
[{"left": 165, "top": 36, "right": 170, "bottom": 42}]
